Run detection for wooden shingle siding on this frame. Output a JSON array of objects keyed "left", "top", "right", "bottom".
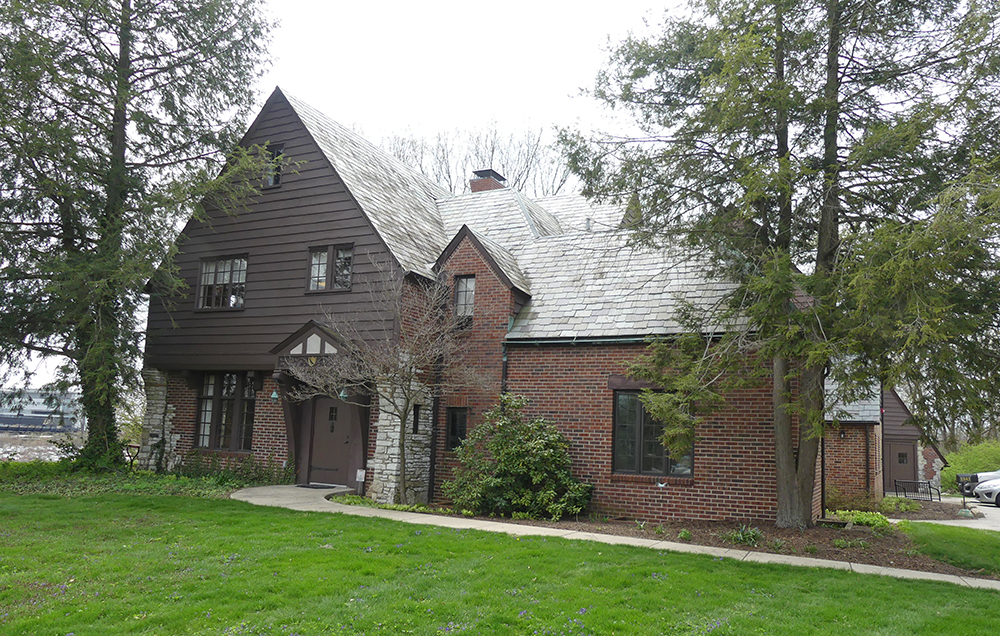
[{"left": 145, "top": 92, "right": 396, "bottom": 370}]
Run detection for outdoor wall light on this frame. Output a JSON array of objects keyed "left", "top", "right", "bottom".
[
  {"left": 839, "top": 429, "right": 847, "bottom": 439},
  {"left": 270, "top": 390, "right": 280, "bottom": 403},
  {"left": 338, "top": 388, "right": 348, "bottom": 401}
]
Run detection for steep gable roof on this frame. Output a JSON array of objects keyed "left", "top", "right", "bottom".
[
  {"left": 437, "top": 188, "right": 562, "bottom": 249},
  {"left": 281, "top": 89, "right": 451, "bottom": 278},
  {"left": 436, "top": 225, "right": 530, "bottom": 295}
]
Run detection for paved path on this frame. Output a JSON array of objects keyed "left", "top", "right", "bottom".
[{"left": 231, "top": 485, "right": 1000, "bottom": 591}]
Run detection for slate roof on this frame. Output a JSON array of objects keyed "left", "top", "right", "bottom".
[
  {"left": 507, "top": 233, "right": 738, "bottom": 340},
  {"left": 467, "top": 228, "right": 531, "bottom": 295},
  {"left": 284, "top": 91, "right": 451, "bottom": 277},
  {"left": 280, "top": 91, "right": 740, "bottom": 340},
  {"left": 437, "top": 188, "right": 562, "bottom": 250},
  {"left": 826, "top": 379, "right": 882, "bottom": 423},
  {"left": 533, "top": 195, "right": 623, "bottom": 232}
]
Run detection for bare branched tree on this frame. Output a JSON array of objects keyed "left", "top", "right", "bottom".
[
  {"left": 282, "top": 264, "right": 479, "bottom": 504},
  {"left": 382, "top": 126, "right": 576, "bottom": 197}
]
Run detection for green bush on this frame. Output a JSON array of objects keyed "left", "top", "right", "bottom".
[
  {"left": 941, "top": 440, "right": 1000, "bottom": 491},
  {"left": 879, "top": 496, "right": 921, "bottom": 514},
  {"left": 830, "top": 509, "right": 891, "bottom": 529},
  {"left": 442, "top": 394, "right": 593, "bottom": 521}
]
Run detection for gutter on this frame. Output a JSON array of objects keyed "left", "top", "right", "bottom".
[{"left": 504, "top": 336, "right": 651, "bottom": 347}]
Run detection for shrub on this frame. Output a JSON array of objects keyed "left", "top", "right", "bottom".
[
  {"left": 830, "top": 510, "right": 891, "bottom": 529},
  {"left": 879, "top": 496, "right": 921, "bottom": 514},
  {"left": 941, "top": 440, "right": 1000, "bottom": 491},
  {"left": 442, "top": 394, "right": 593, "bottom": 521}
]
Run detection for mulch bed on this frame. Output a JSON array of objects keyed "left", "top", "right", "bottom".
[{"left": 477, "top": 500, "right": 997, "bottom": 580}]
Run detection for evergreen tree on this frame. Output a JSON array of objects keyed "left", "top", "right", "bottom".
[
  {"left": 0, "top": 0, "right": 274, "bottom": 467},
  {"left": 563, "top": 0, "right": 1000, "bottom": 527}
]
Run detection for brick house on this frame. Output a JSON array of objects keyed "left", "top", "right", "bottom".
[{"left": 141, "top": 87, "right": 910, "bottom": 522}]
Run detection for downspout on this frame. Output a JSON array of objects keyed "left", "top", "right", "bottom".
[
  {"left": 865, "top": 425, "right": 871, "bottom": 494},
  {"left": 428, "top": 394, "right": 439, "bottom": 503},
  {"left": 501, "top": 341, "right": 508, "bottom": 394},
  {"left": 820, "top": 434, "right": 826, "bottom": 516}
]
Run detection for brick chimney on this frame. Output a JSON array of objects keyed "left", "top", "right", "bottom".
[{"left": 470, "top": 168, "right": 507, "bottom": 193}]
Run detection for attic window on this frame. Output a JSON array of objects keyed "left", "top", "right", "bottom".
[
  {"left": 264, "top": 145, "right": 283, "bottom": 188},
  {"left": 307, "top": 245, "right": 353, "bottom": 292},
  {"left": 198, "top": 256, "right": 247, "bottom": 309}
]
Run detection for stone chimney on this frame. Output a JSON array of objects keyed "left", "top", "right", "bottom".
[{"left": 470, "top": 168, "right": 507, "bottom": 193}]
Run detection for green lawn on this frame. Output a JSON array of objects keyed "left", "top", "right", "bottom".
[
  {"left": 900, "top": 521, "right": 1000, "bottom": 576},
  {"left": 1, "top": 492, "right": 998, "bottom": 635}
]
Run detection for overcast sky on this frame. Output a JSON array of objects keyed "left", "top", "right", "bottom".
[{"left": 259, "top": 1, "right": 679, "bottom": 141}]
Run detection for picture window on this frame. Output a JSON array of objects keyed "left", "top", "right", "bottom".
[{"left": 613, "top": 392, "right": 692, "bottom": 477}]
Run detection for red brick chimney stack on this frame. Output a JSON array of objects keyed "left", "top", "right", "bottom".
[{"left": 470, "top": 168, "right": 507, "bottom": 192}]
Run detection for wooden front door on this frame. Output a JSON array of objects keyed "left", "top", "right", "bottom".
[
  {"left": 308, "top": 397, "right": 364, "bottom": 488},
  {"left": 885, "top": 440, "right": 918, "bottom": 491}
]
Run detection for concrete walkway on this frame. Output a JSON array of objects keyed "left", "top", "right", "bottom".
[{"left": 231, "top": 485, "right": 1000, "bottom": 591}]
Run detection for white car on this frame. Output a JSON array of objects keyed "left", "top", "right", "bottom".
[
  {"left": 959, "top": 468, "right": 1000, "bottom": 495},
  {"left": 973, "top": 478, "right": 1000, "bottom": 506}
]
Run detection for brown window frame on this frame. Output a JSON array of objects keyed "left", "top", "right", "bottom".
[
  {"left": 197, "top": 256, "right": 248, "bottom": 310},
  {"left": 196, "top": 372, "right": 256, "bottom": 453},
  {"left": 454, "top": 275, "right": 475, "bottom": 327},
  {"left": 446, "top": 407, "right": 467, "bottom": 451},
  {"left": 612, "top": 391, "right": 693, "bottom": 477},
  {"left": 263, "top": 145, "right": 283, "bottom": 188},
  {"left": 306, "top": 244, "right": 354, "bottom": 292}
]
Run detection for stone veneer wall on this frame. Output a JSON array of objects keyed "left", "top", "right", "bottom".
[
  {"left": 920, "top": 445, "right": 945, "bottom": 489},
  {"left": 366, "top": 390, "right": 433, "bottom": 504},
  {"left": 138, "top": 368, "right": 183, "bottom": 471}
]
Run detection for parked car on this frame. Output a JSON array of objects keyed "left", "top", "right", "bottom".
[
  {"left": 973, "top": 478, "right": 1000, "bottom": 506},
  {"left": 957, "top": 468, "right": 1000, "bottom": 495}
]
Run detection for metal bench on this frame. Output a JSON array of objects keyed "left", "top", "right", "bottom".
[{"left": 893, "top": 479, "right": 941, "bottom": 501}]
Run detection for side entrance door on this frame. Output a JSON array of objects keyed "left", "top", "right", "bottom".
[{"left": 308, "top": 397, "right": 364, "bottom": 489}]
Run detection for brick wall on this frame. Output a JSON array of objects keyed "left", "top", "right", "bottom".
[
  {"left": 432, "top": 237, "right": 507, "bottom": 502},
  {"left": 502, "top": 344, "right": 786, "bottom": 522},
  {"left": 143, "top": 369, "right": 291, "bottom": 470},
  {"left": 823, "top": 424, "right": 882, "bottom": 503}
]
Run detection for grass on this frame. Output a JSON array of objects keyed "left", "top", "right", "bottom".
[
  {"left": 900, "top": 521, "right": 1000, "bottom": 577},
  {"left": 0, "top": 487, "right": 998, "bottom": 635}
]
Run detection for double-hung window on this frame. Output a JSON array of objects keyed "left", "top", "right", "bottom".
[
  {"left": 307, "top": 245, "right": 353, "bottom": 291},
  {"left": 613, "top": 392, "right": 692, "bottom": 477},
  {"left": 198, "top": 257, "right": 247, "bottom": 309},
  {"left": 197, "top": 372, "right": 256, "bottom": 452}
]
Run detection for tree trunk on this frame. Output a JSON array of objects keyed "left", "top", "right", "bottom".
[{"left": 78, "top": 0, "right": 132, "bottom": 467}]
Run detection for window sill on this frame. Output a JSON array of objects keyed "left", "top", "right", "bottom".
[
  {"left": 193, "top": 448, "right": 253, "bottom": 458},
  {"left": 610, "top": 473, "right": 694, "bottom": 487},
  {"left": 304, "top": 287, "right": 351, "bottom": 294},
  {"left": 194, "top": 307, "right": 245, "bottom": 313}
]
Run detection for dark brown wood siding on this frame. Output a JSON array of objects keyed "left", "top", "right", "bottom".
[
  {"left": 145, "top": 93, "right": 396, "bottom": 370},
  {"left": 882, "top": 389, "right": 919, "bottom": 442}
]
